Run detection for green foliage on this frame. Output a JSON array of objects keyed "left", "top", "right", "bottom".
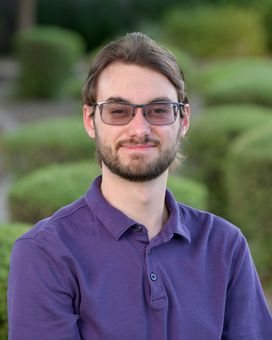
[
  {"left": 14, "top": 26, "right": 85, "bottom": 98},
  {"left": 8, "top": 161, "right": 101, "bottom": 223},
  {"left": 2, "top": 116, "right": 95, "bottom": 176},
  {"left": 35, "top": 0, "right": 272, "bottom": 54},
  {"left": 163, "top": 6, "right": 267, "bottom": 59},
  {"left": 36, "top": 0, "right": 186, "bottom": 50},
  {"left": 248, "top": 237, "right": 272, "bottom": 284},
  {"left": 187, "top": 105, "right": 271, "bottom": 216},
  {"left": 225, "top": 123, "right": 272, "bottom": 234},
  {"left": 167, "top": 175, "right": 208, "bottom": 210},
  {"left": 225, "top": 123, "right": 272, "bottom": 282},
  {"left": 199, "top": 58, "right": 272, "bottom": 106},
  {"left": 160, "top": 45, "right": 196, "bottom": 93},
  {"left": 8, "top": 161, "right": 208, "bottom": 224},
  {"left": 0, "top": 223, "right": 30, "bottom": 340},
  {"left": 263, "top": 5, "right": 272, "bottom": 51}
]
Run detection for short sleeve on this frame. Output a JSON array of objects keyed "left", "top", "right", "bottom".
[
  {"left": 8, "top": 237, "right": 82, "bottom": 340},
  {"left": 222, "top": 233, "right": 272, "bottom": 339}
]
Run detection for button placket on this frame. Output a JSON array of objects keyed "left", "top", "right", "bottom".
[{"left": 145, "top": 245, "right": 166, "bottom": 306}]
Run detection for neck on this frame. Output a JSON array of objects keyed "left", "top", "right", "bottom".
[{"left": 100, "top": 166, "right": 169, "bottom": 239}]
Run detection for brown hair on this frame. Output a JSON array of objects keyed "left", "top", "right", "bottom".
[{"left": 82, "top": 32, "right": 188, "bottom": 105}]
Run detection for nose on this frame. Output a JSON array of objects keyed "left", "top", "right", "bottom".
[{"left": 127, "top": 107, "right": 151, "bottom": 138}]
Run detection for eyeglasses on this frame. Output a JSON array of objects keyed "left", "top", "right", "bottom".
[{"left": 90, "top": 101, "right": 185, "bottom": 126}]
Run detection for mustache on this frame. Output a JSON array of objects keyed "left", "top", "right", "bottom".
[{"left": 116, "top": 136, "right": 160, "bottom": 148}]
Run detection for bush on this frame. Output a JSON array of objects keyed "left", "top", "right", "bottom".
[
  {"left": 0, "top": 223, "right": 30, "bottom": 340},
  {"left": 262, "top": 3, "right": 272, "bottom": 52},
  {"left": 161, "top": 45, "right": 197, "bottom": 93},
  {"left": 8, "top": 161, "right": 208, "bottom": 224},
  {"left": 186, "top": 105, "right": 272, "bottom": 217},
  {"left": 2, "top": 116, "right": 95, "bottom": 176},
  {"left": 163, "top": 6, "right": 267, "bottom": 59},
  {"left": 199, "top": 58, "right": 272, "bottom": 106},
  {"left": 14, "top": 25, "right": 85, "bottom": 99},
  {"left": 8, "top": 161, "right": 101, "bottom": 223},
  {"left": 225, "top": 123, "right": 272, "bottom": 235},
  {"left": 167, "top": 175, "right": 208, "bottom": 210},
  {"left": 225, "top": 123, "right": 272, "bottom": 282}
]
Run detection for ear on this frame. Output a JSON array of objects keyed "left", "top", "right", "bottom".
[
  {"left": 83, "top": 104, "right": 96, "bottom": 139},
  {"left": 180, "top": 103, "right": 190, "bottom": 137}
]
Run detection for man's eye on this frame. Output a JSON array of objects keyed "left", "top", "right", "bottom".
[
  {"left": 153, "top": 107, "right": 167, "bottom": 113},
  {"left": 111, "top": 108, "right": 126, "bottom": 114},
  {"left": 109, "top": 106, "right": 131, "bottom": 115},
  {"left": 149, "top": 105, "right": 170, "bottom": 114}
]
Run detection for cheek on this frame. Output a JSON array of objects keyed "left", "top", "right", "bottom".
[{"left": 96, "top": 127, "right": 121, "bottom": 147}]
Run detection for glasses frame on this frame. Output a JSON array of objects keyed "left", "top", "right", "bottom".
[{"left": 89, "top": 101, "right": 185, "bottom": 126}]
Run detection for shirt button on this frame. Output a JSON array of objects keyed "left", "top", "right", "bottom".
[
  {"left": 133, "top": 225, "right": 143, "bottom": 232},
  {"left": 150, "top": 272, "right": 157, "bottom": 281}
]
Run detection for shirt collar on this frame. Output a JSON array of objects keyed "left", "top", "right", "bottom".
[
  {"left": 85, "top": 176, "right": 191, "bottom": 243},
  {"left": 162, "top": 189, "right": 191, "bottom": 243}
]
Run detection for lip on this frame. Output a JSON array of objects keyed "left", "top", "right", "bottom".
[
  {"left": 119, "top": 144, "right": 157, "bottom": 152},
  {"left": 120, "top": 143, "right": 156, "bottom": 148}
]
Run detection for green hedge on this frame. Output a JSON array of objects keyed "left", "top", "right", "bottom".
[
  {"left": 8, "top": 161, "right": 208, "bottom": 224},
  {"left": 2, "top": 116, "right": 95, "bottom": 176},
  {"left": 8, "top": 161, "right": 101, "bottom": 223},
  {"left": 225, "top": 123, "right": 272, "bottom": 235},
  {"left": 186, "top": 105, "right": 271, "bottom": 217},
  {"left": 225, "top": 123, "right": 272, "bottom": 282},
  {"left": 0, "top": 223, "right": 30, "bottom": 340},
  {"left": 14, "top": 26, "right": 85, "bottom": 99},
  {"left": 199, "top": 58, "right": 272, "bottom": 106},
  {"left": 163, "top": 6, "right": 267, "bottom": 58},
  {"left": 161, "top": 45, "right": 196, "bottom": 93},
  {"left": 167, "top": 175, "right": 208, "bottom": 210}
]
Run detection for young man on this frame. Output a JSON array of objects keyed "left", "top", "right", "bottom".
[{"left": 8, "top": 33, "right": 272, "bottom": 339}]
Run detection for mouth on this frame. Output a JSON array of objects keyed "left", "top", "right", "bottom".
[
  {"left": 118, "top": 139, "right": 159, "bottom": 152},
  {"left": 120, "top": 143, "right": 156, "bottom": 150}
]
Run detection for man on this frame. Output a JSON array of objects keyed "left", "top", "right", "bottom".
[{"left": 8, "top": 32, "right": 272, "bottom": 339}]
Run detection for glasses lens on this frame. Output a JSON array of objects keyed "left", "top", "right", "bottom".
[
  {"left": 101, "top": 103, "right": 133, "bottom": 125},
  {"left": 145, "top": 103, "right": 176, "bottom": 125}
]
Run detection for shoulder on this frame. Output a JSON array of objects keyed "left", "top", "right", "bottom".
[
  {"left": 15, "top": 195, "right": 94, "bottom": 249},
  {"left": 178, "top": 202, "right": 241, "bottom": 234},
  {"left": 177, "top": 202, "right": 247, "bottom": 257}
]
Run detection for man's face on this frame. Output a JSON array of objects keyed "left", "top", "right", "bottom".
[{"left": 83, "top": 62, "right": 190, "bottom": 182}]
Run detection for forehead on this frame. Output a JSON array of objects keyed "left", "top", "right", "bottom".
[{"left": 96, "top": 62, "right": 178, "bottom": 102}]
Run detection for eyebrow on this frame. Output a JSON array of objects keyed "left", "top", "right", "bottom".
[{"left": 104, "top": 96, "right": 175, "bottom": 104}]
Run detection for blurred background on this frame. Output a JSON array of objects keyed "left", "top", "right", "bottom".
[{"left": 0, "top": 0, "right": 272, "bottom": 337}]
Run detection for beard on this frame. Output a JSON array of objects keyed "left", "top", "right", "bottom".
[{"left": 94, "top": 125, "right": 182, "bottom": 182}]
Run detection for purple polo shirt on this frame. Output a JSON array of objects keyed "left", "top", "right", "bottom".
[{"left": 8, "top": 176, "right": 272, "bottom": 339}]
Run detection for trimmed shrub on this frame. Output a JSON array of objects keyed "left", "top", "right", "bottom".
[
  {"left": 262, "top": 4, "right": 272, "bottom": 52},
  {"left": 163, "top": 7, "right": 267, "bottom": 58},
  {"left": 8, "top": 161, "right": 101, "bottom": 223},
  {"left": 161, "top": 45, "right": 196, "bottom": 93},
  {"left": 167, "top": 175, "right": 208, "bottom": 210},
  {"left": 186, "top": 105, "right": 272, "bottom": 217},
  {"left": 199, "top": 58, "right": 272, "bottom": 106},
  {"left": 14, "top": 25, "right": 85, "bottom": 98},
  {"left": 225, "top": 123, "right": 272, "bottom": 235},
  {"left": 8, "top": 161, "right": 208, "bottom": 224},
  {"left": 0, "top": 223, "right": 30, "bottom": 340},
  {"left": 2, "top": 116, "right": 95, "bottom": 176},
  {"left": 225, "top": 123, "right": 272, "bottom": 282},
  {"left": 248, "top": 236, "right": 272, "bottom": 285}
]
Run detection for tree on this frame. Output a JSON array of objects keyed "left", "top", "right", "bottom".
[{"left": 17, "top": 0, "right": 36, "bottom": 31}]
